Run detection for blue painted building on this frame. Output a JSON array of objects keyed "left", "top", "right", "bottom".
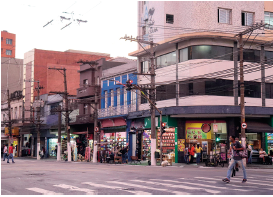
[{"left": 98, "top": 57, "right": 137, "bottom": 161}]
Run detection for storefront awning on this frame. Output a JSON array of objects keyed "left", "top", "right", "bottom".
[
  {"left": 246, "top": 121, "right": 273, "bottom": 133},
  {"left": 101, "top": 126, "right": 126, "bottom": 133}
]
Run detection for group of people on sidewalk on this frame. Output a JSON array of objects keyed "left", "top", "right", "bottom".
[
  {"left": 184, "top": 144, "right": 203, "bottom": 164},
  {"left": 2, "top": 144, "right": 15, "bottom": 163}
]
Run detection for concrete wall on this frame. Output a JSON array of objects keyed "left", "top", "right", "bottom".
[
  {"left": 138, "top": 1, "right": 264, "bottom": 44},
  {"left": 1, "top": 57, "right": 23, "bottom": 103}
]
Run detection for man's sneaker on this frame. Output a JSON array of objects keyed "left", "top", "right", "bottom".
[
  {"left": 242, "top": 179, "right": 247, "bottom": 183},
  {"left": 7, "top": 162, "right": 9, "bottom": 163},
  {"left": 222, "top": 178, "right": 230, "bottom": 183}
]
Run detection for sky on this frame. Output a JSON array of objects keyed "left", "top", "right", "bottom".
[{"left": 0, "top": 0, "right": 138, "bottom": 59}]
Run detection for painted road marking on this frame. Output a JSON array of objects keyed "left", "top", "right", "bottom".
[
  {"left": 107, "top": 180, "right": 189, "bottom": 195},
  {"left": 195, "top": 177, "right": 270, "bottom": 190},
  {"left": 26, "top": 188, "right": 63, "bottom": 195},
  {"left": 132, "top": 179, "right": 216, "bottom": 195},
  {"left": 82, "top": 182, "right": 152, "bottom": 195},
  {"left": 149, "top": 179, "right": 225, "bottom": 193},
  {"left": 53, "top": 184, "right": 95, "bottom": 195},
  {"left": 214, "top": 176, "right": 273, "bottom": 184}
]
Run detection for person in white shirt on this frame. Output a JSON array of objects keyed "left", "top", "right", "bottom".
[
  {"left": 3, "top": 144, "right": 8, "bottom": 161},
  {"left": 247, "top": 143, "right": 253, "bottom": 164}
]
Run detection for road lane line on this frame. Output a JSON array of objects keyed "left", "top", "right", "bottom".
[
  {"left": 82, "top": 182, "right": 152, "bottom": 195},
  {"left": 132, "top": 180, "right": 214, "bottom": 194},
  {"left": 107, "top": 180, "right": 190, "bottom": 195},
  {"left": 26, "top": 188, "right": 63, "bottom": 195},
  {"left": 53, "top": 184, "right": 95, "bottom": 195}
]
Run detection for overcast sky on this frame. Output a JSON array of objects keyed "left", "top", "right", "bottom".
[{"left": 1, "top": 0, "right": 138, "bottom": 59}]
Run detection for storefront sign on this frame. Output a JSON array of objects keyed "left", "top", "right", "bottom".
[
  {"left": 178, "top": 139, "right": 185, "bottom": 152},
  {"left": 213, "top": 124, "right": 218, "bottom": 133}
]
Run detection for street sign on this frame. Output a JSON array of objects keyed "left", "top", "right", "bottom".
[
  {"left": 213, "top": 124, "right": 218, "bottom": 133},
  {"left": 241, "top": 122, "right": 247, "bottom": 129},
  {"left": 95, "top": 127, "right": 99, "bottom": 132}
]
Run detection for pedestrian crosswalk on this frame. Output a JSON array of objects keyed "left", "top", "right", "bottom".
[{"left": 25, "top": 173, "right": 273, "bottom": 195}]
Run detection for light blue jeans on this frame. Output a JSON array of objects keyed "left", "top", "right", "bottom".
[
  {"left": 227, "top": 159, "right": 247, "bottom": 180},
  {"left": 7, "top": 153, "right": 14, "bottom": 163}
]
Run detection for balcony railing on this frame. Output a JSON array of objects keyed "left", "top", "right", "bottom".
[{"left": 98, "top": 104, "right": 136, "bottom": 118}]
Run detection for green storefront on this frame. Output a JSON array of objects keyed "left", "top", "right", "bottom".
[
  {"left": 265, "top": 116, "right": 273, "bottom": 155},
  {"left": 144, "top": 116, "right": 179, "bottom": 163}
]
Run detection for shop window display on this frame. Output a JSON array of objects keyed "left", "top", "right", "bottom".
[{"left": 49, "top": 138, "right": 58, "bottom": 156}]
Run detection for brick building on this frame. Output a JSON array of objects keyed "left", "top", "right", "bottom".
[
  {"left": 1, "top": 30, "right": 16, "bottom": 58},
  {"left": 23, "top": 49, "right": 111, "bottom": 120}
]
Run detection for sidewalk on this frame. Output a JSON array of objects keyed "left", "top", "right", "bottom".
[{"left": 9, "top": 157, "right": 273, "bottom": 169}]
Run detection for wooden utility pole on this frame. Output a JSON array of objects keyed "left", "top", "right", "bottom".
[
  {"left": 260, "top": 44, "right": 265, "bottom": 107},
  {"left": 58, "top": 106, "right": 62, "bottom": 161},
  {"left": 120, "top": 35, "right": 160, "bottom": 166},
  {"left": 7, "top": 90, "right": 12, "bottom": 151},
  {"left": 48, "top": 67, "right": 71, "bottom": 161}
]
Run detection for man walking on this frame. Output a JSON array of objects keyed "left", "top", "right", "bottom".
[
  {"left": 7, "top": 144, "right": 15, "bottom": 163},
  {"left": 223, "top": 136, "right": 247, "bottom": 183},
  {"left": 3, "top": 144, "right": 8, "bottom": 161}
]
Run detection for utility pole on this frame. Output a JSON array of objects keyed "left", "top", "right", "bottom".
[
  {"left": 58, "top": 106, "right": 62, "bottom": 161},
  {"left": 7, "top": 90, "right": 12, "bottom": 152},
  {"left": 236, "top": 22, "right": 267, "bottom": 167},
  {"left": 121, "top": 35, "right": 159, "bottom": 166},
  {"left": 25, "top": 80, "right": 44, "bottom": 160},
  {"left": 76, "top": 60, "right": 99, "bottom": 163},
  {"left": 48, "top": 67, "right": 71, "bottom": 161},
  {"left": 260, "top": 44, "right": 265, "bottom": 107}
]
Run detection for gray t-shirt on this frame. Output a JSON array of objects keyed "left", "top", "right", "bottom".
[{"left": 231, "top": 141, "right": 242, "bottom": 160}]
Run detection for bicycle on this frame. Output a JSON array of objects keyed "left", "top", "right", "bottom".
[{"left": 205, "top": 154, "right": 224, "bottom": 167}]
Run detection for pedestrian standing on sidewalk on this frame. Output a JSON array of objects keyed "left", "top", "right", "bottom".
[
  {"left": 189, "top": 144, "right": 195, "bottom": 163},
  {"left": 223, "top": 136, "right": 247, "bottom": 183},
  {"left": 195, "top": 144, "right": 203, "bottom": 164},
  {"left": 7, "top": 144, "right": 15, "bottom": 163},
  {"left": 3, "top": 144, "right": 8, "bottom": 161},
  {"left": 247, "top": 143, "right": 252, "bottom": 164},
  {"left": 184, "top": 145, "right": 189, "bottom": 164}
]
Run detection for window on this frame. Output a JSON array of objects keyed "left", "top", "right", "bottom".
[
  {"left": 131, "top": 90, "right": 136, "bottom": 105},
  {"left": 242, "top": 12, "right": 253, "bottom": 26},
  {"left": 205, "top": 79, "right": 233, "bottom": 96},
  {"left": 3, "top": 114, "right": 5, "bottom": 121},
  {"left": 1, "top": 37, "right": 3, "bottom": 41},
  {"left": 83, "top": 79, "right": 88, "bottom": 85},
  {"left": 240, "top": 49, "right": 260, "bottom": 62},
  {"left": 124, "top": 87, "right": 127, "bottom": 105},
  {"left": 97, "top": 77, "right": 100, "bottom": 85},
  {"left": 105, "top": 91, "right": 108, "bottom": 108},
  {"left": 166, "top": 14, "right": 174, "bottom": 24},
  {"left": 265, "top": 51, "right": 273, "bottom": 63},
  {"left": 156, "top": 51, "right": 176, "bottom": 68},
  {"left": 84, "top": 104, "right": 88, "bottom": 114},
  {"left": 141, "top": 61, "right": 150, "bottom": 73},
  {"left": 50, "top": 103, "right": 60, "bottom": 115},
  {"left": 156, "top": 84, "right": 176, "bottom": 101},
  {"left": 179, "top": 48, "right": 188, "bottom": 62},
  {"left": 218, "top": 8, "right": 231, "bottom": 24},
  {"left": 141, "top": 90, "right": 148, "bottom": 104},
  {"left": 266, "top": 83, "right": 273, "bottom": 99},
  {"left": 6, "top": 38, "right": 12, "bottom": 45},
  {"left": 14, "top": 107, "right": 17, "bottom": 119},
  {"left": 111, "top": 89, "right": 114, "bottom": 107},
  {"left": 6, "top": 50, "right": 12, "bottom": 56},
  {"left": 11, "top": 108, "right": 13, "bottom": 119},
  {"left": 189, "top": 45, "right": 233, "bottom": 61},
  {"left": 265, "top": 12, "right": 273, "bottom": 29},
  {"left": 243, "top": 81, "right": 261, "bottom": 98},
  {"left": 117, "top": 88, "right": 120, "bottom": 106}
]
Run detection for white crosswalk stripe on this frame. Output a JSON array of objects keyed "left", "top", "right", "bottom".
[
  {"left": 107, "top": 180, "right": 190, "bottom": 195},
  {"left": 150, "top": 178, "right": 247, "bottom": 192},
  {"left": 26, "top": 188, "right": 63, "bottom": 195},
  {"left": 53, "top": 184, "right": 96, "bottom": 195},
  {"left": 214, "top": 176, "right": 273, "bottom": 184},
  {"left": 132, "top": 179, "right": 219, "bottom": 194},
  {"left": 82, "top": 182, "right": 152, "bottom": 195}
]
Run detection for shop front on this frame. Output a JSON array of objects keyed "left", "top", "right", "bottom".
[{"left": 185, "top": 120, "right": 228, "bottom": 163}]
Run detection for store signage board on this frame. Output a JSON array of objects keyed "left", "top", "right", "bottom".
[
  {"left": 213, "top": 124, "right": 218, "bottom": 133},
  {"left": 241, "top": 122, "right": 247, "bottom": 129}
]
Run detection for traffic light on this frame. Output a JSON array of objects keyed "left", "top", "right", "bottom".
[
  {"left": 161, "top": 122, "right": 166, "bottom": 136},
  {"left": 126, "top": 79, "right": 133, "bottom": 90},
  {"left": 216, "top": 134, "right": 220, "bottom": 142}
]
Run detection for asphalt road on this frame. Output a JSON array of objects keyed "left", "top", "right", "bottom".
[{"left": 1, "top": 159, "right": 273, "bottom": 195}]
